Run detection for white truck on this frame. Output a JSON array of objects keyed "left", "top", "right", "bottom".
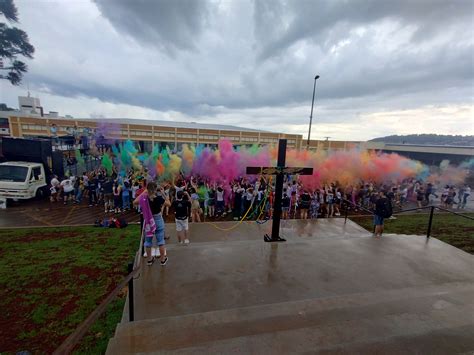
[
  {"left": 0, "top": 137, "right": 65, "bottom": 206},
  {"left": 0, "top": 161, "right": 49, "bottom": 200}
]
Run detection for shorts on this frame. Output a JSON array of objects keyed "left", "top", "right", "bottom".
[
  {"left": 144, "top": 214, "right": 165, "bottom": 247},
  {"left": 104, "top": 193, "right": 113, "bottom": 204},
  {"left": 282, "top": 207, "right": 290, "bottom": 212},
  {"left": 64, "top": 190, "right": 73, "bottom": 197},
  {"left": 374, "top": 215, "right": 384, "bottom": 226},
  {"left": 175, "top": 218, "right": 189, "bottom": 232}
]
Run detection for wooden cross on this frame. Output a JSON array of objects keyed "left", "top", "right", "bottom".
[{"left": 246, "top": 139, "right": 313, "bottom": 242}]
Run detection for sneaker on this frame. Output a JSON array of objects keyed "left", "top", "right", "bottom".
[
  {"left": 184, "top": 239, "right": 190, "bottom": 245},
  {"left": 160, "top": 257, "right": 168, "bottom": 266},
  {"left": 146, "top": 258, "right": 154, "bottom": 266},
  {"left": 178, "top": 240, "right": 183, "bottom": 245}
]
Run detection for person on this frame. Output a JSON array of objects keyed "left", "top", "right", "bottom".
[
  {"left": 189, "top": 188, "right": 201, "bottom": 222},
  {"left": 459, "top": 184, "right": 471, "bottom": 209},
  {"left": 74, "top": 176, "right": 84, "bottom": 204},
  {"left": 122, "top": 181, "right": 131, "bottom": 210},
  {"left": 134, "top": 182, "right": 170, "bottom": 266},
  {"left": 172, "top": 190, "right": 191, "bottom": 244},
  {"left": 207, "top": 185, "right": 216, "bottom": 217},
  {"left": 416, "top": 186, "right": 425, "bottom": 208},
  {"left": 374, "top": 191, "right": 392, "bottom": 238},
  {"left": 88, "top": 174, "right": 98, "bottom": 207},
  {"left": 50, "top": 123, "right": 58, "bottom": 147},
  {"left": 102, "top": 177, "right": 114, "bottom": 213},
  {"left": 299, "top": 189, "right": 311, "bottom": 219},
  {"left": 216, "top": 186, "right": 225, "bottom": 216},
  {"left": 60, "top": 176, "right": 74, "bottom": 205},
  {"left": 50, "top": 175, "right": 60, "bottom": 202},
  {"left": 281, "top": 189, "right": 290, "bottom": 219},
  {"left": 113, "top": 182, "right": 122, "bottom": 213},
  {"left": 309, "top": 191, "right": 320, "bottom": 219},
  {"left": 326, "top": 187, "right": 335, "bottom": 217}
]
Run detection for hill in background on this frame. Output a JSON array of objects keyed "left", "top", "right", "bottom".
[{"left": 370, "top": 134, "right": 474, "bottom": 146}]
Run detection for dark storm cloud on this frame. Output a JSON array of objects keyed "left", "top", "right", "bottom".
[
  {"left": 93, "top": 0, "right": 210, "bottom": 52},
  {"left": 253, "top": 0, "right": 474, "bottom": 60},
  {"left": 10, "top": 0, "right": 473, "bottom": 132}
]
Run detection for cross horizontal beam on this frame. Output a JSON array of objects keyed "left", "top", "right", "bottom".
[{"left": 246, "top": 167, "right": 313, "bottom": 176}]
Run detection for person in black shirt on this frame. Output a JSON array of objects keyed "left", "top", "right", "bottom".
[
  {"left": 374, "top": 191, "right": 390, "bottom": 238},
  {"left": 172, "top": 190, "right": 191, "bottom": 244},
  {"left": 282, "top": 189, "right": 290, "bottom": 220},
  {"left": 88, "top": 175, "right": 98, "bottom": 206},
  {"left": 299, "top": 190, "right": 311, "bottom": 219}
]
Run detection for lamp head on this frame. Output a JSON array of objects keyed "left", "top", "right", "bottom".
[{"left": 315, "top": 75, "right": 320, "bottom": 80}]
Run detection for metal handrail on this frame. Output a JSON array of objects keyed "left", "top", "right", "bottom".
[{"left": 344, "top": 198, "right": 473, "bottom": 239}]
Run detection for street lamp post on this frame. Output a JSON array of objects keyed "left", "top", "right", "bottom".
[{"left": 306, "top": 75, "right": 320, "bottom": 150}]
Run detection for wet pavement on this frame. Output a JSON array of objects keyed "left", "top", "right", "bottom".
[
  {"left": 0, "top": 198, "right": 140, "bottom": 228},
  {"left": 107, "top": 219, "right": 474, "bottom": 354},
  {"left": 1, "top": 195, "right": 472, "bottom": 229}
]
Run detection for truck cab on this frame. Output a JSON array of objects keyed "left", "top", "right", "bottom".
[{"left": 0, "top": 162, "right": 48, "bottom": 200}]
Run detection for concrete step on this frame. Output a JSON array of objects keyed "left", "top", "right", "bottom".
[{"left": 107, "top": 281, "right": 474, "bottom": 354}]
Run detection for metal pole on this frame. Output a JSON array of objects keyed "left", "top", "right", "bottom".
[
  {"left": 271, "top": 139, "right": 286, "bottom": 240},
  {"left": 344, "top": 203, "right": 348, "bottom": 224},
  {"left": 426, "top": 206, "right": 435, "bottom": 239},
  {"left": 306, "top": 75, "right": 319, "bottom": 150},
  {"left": 127, "top": 262, "right": 134, "bottom": 322}
]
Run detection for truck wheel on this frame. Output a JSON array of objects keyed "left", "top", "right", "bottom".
[{"left": 35, "top": 188, "right": 46, "bottom": 199}]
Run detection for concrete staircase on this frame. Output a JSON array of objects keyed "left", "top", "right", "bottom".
[{"left": 106, "top": 219, "right": 474, "bottom": 354}]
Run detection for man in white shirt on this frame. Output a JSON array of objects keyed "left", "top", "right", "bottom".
[{"left": 60, "top": 177, "right": 74, "bottom": 205}]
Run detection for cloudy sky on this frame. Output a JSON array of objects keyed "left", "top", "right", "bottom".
[{"left": 1, "top": 0, "right": 473, "bottom": 140}]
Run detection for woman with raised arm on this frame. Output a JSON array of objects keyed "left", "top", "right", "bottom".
[{"left": 133, "top": 182, "right": 171, "bottom": 266}]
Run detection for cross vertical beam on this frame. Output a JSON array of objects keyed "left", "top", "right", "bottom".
[{"left": 271, "top": 139, "right": 286, "bottom": 241}]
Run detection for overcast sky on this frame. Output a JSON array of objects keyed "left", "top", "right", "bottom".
[{"left": 1, "top": 0, "right": 473, "bottom": 140}]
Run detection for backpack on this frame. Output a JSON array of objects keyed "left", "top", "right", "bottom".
[{"left": 382, "top": 198, "right": 393, "bottom": 218}]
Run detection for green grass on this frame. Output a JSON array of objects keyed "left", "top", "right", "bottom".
[
  {"left": 351, "top": 212, "right": 474, "bottom": 254},
  {"left": 0, "top": 225, "right": 140, "bottom": 354}
]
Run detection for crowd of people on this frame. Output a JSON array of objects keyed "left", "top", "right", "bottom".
[
  {"left": 47, "top": 165, "right": 471, "bottom": 265},
  {"left": 48, "top": 166, "right": 471, "bottom": 221}
]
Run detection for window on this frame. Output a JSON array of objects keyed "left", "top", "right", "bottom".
[
  {"left": 199, "top": 134, "right": 218, "bottom": 140},
  {"left": 131, "top": 130, "right": 152, "bottom": 137},
  {"left": 155, "top": 132, "right": 175, "bottom": 138},
  {"left": 177, "top": 133, "right": 197, "bottom": 139},
  {"left": 260, "top": 137, "right": 278, "bottom": 144},
  {"left": 221, "top": 136, "right": 240, "bottom": 142},
  {"left": 241, "top": 136, "right": 258, "bottom": 142},
  {"left": 21, "top": 124, "right": 47, "bottom": 131},
  {"left": 0, "top": 165, "right": 28, "bottom": 182}
]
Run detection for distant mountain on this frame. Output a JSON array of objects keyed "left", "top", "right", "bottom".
[{"left": 369, "top": 134, "right": 474, "bottom": 146}]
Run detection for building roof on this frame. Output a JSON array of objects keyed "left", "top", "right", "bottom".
[
  {"left": 78, "top": 118, "right": 269, "bottom": 133},
  {"left": 0, "top": 161, "right": 42, "bottom": 167}
]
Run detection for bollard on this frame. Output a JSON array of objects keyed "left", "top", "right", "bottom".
[
  {"left": 128, "top": 262, "right": 134, "bottom": 322},
  {"left": 426, "top": 206, "right": 435, "bottom": 239}
]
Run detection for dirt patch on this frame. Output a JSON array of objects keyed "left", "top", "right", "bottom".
[{"left": 0, "top": 294, "right": 38, "bottom": 353}]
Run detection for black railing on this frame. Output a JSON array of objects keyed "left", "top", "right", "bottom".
[
  {"left": 54, "top": 227, "right": 145, "bottom": 354},
  {"left": 343, "top": 198, "right": 474, "bottom": 239}
]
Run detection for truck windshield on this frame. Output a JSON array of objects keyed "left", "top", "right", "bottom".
[{"left": 0, "top": 166, "right": 29, "bottom": 182}]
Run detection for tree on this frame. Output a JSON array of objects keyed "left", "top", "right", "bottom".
[{"left": 0, "top": 0, "right": 34, "bottom": 85}]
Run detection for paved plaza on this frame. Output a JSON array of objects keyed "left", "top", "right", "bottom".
[{"left": 106, "top": 219, "right": 474, "bottom": 354}]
